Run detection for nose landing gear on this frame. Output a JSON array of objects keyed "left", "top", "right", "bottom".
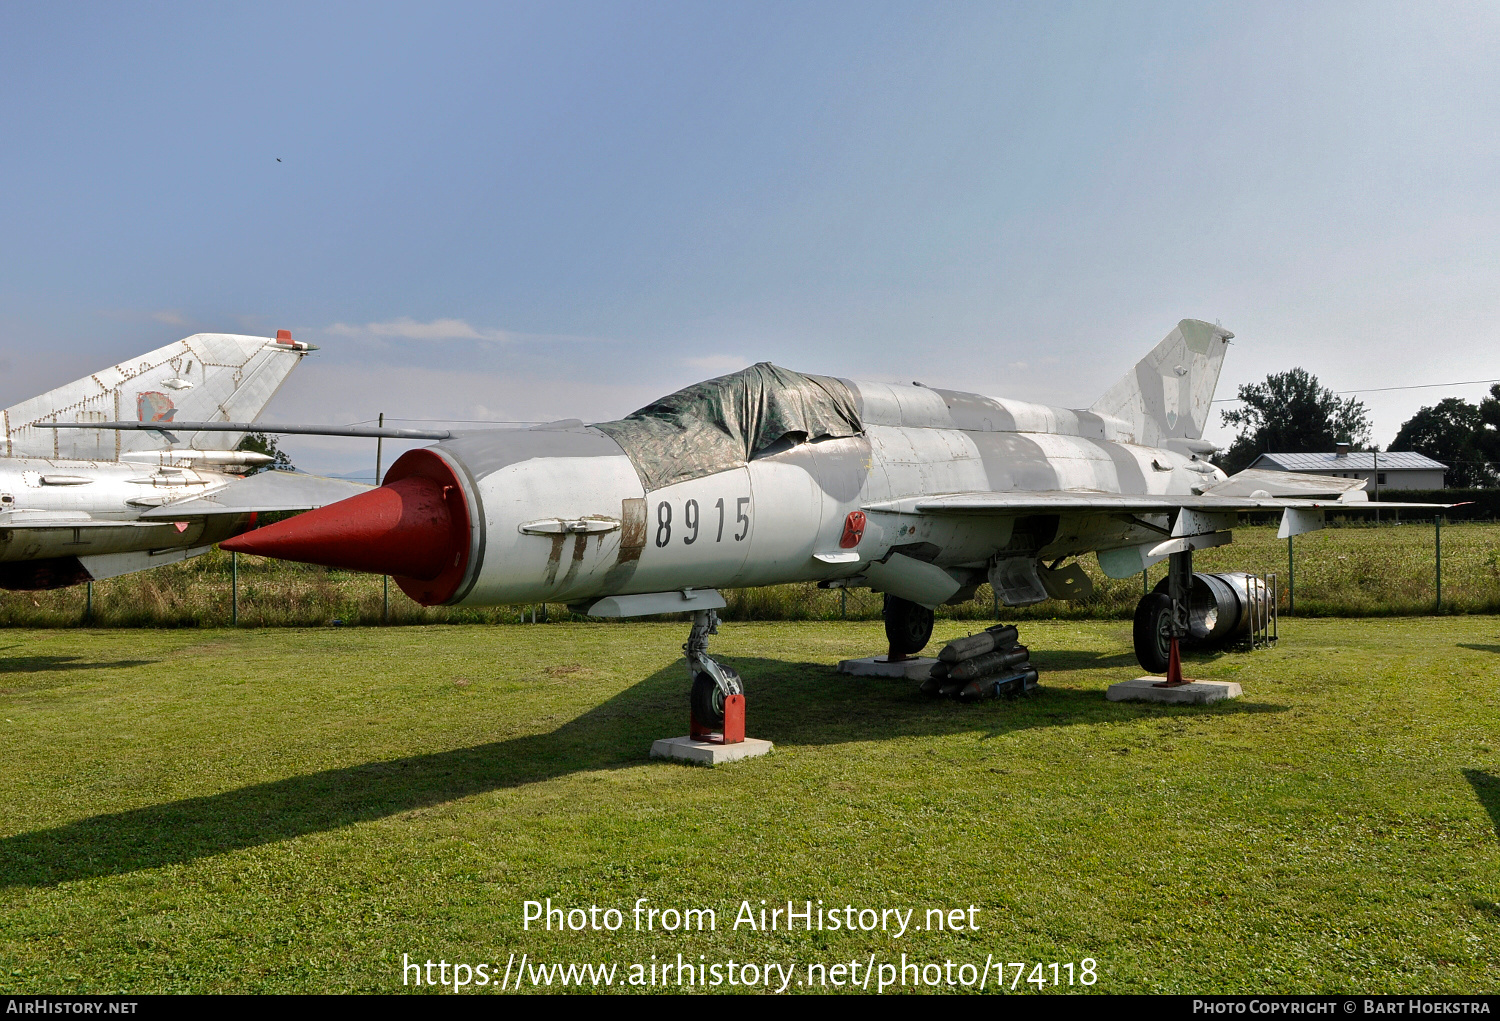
[
  {"left": 684, "top": 609, "right": 745, "bottom": 744},
  {"left": 649, "top": 608, "right": 773, "bottom": 764}
]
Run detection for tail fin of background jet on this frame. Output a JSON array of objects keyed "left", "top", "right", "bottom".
[
  {"left": 1089, "top": 319, "right": 1233, "bottom": 448},
  {"left": 1, "top": 332, "right": 312, "bottom": 460}
]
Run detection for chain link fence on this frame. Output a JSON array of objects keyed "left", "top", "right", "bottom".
[{"left": 0, "top": 521, "right": 1496, "bottom": 628}]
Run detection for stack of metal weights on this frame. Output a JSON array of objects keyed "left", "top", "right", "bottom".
[{"left": 920, "top": 624, "right": 1038, "bottom": 702}]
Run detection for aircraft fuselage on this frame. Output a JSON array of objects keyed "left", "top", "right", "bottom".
[{"left": 396, "top": 379, "right": 1227, "bottom": 608}]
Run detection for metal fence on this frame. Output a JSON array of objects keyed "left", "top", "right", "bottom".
[{"left": 1, "top": 521, "right": 1496, "bottom": 628}]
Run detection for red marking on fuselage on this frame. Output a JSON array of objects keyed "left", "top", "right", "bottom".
[{"left": 839, "top": 511, "right": 866, "bottom": 549}]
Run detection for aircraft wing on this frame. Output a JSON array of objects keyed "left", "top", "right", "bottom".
[
  {"left": 137, "top": 471, "right": 373, "bottom": 518},
  {"left": 867, "top": 490, "right": 1449, "bottom": 516},
  {"left": 867, "top": 467, "right": 1449, "bottom": 516}
]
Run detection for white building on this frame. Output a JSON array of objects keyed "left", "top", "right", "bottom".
[{"left": 1246, "top": 450, "right": 1447, "bottom": 492}]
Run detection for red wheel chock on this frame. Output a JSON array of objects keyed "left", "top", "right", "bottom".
[{"left": 690, "top": 693, "right": 745, "bottom": 744}]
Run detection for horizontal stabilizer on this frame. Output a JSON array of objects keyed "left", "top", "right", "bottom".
[
  {"left": 1198, "top": 468, "right": 1368, "bottom": 499},
  {"left": 138, "top": 471, "right": 372, "bottom": 518}
]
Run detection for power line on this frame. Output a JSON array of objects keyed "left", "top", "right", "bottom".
[
  {"left": 1213, "top": 377, "right": 1500, "bottom": 403},
  {"left": 1334, "top": 378, "right": 1500, "bottom": 396}
]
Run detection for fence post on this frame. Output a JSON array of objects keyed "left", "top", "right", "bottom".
[
  {"left": 84, "top": 581, "right": 92, "bottom": 624},
  {"left": 231, "top": 550, "right": 239, "bottom": 626},
  {"left": 1434, "top": 514, "right": 1442, "bottom": 613},
  {"left": 1286, "top": 535, "right": 1294, "bottom": 615},
  {"left": 376, "top": 412, "right": 388, "bottom": 626},
  {"left": 840, "top": 587, "right": 847, "bottom": 620}
]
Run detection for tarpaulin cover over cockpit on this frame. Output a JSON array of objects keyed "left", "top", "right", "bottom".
[{"left": 592, "top": 362, "right": 863, "bottom": 491}]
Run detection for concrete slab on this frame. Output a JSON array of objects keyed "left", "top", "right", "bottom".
[
  {"left": 1106, "top": 677, "right": 1243, "bottom": 705},
  {"left": 650, "top": 736, "right": 774, "bottom": 765},
  {"left": 836, "top": 656, "right": 939, "bottom": 681}
]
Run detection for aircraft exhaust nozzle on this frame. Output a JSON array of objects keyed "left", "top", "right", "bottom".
[{"left": 220, "top": 449, "right": 473, "bottom": 605}]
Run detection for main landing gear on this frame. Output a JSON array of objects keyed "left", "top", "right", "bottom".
[
  {"left": 883, "top": 595, "right": 934, "bottom": 661},
  {"left": 684, "top": 609, "right": 745, "bottom": 743},
  {"left": 1132, "top": 549, "right": 1193, "bottom": 686}
]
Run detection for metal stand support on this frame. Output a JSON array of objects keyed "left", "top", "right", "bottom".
[{"left": 1154, "top": 549, "right": 1193, "bottom": 688}]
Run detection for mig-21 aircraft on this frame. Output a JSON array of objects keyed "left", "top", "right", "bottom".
[
  {"left": 2, "top": 331, "right": 369, "bottom": 591},
  {"left": 113, "top": 319, "right": 1436, "bottom": 725}
]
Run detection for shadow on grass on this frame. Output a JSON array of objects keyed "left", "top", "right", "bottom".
[
  {"left": 1457, "top": 645, "right": 1500, "bottom": 655},
  {"left": 1031, "top": 649, "right": 1140, "bottom": 672},
  {"left": 0, "top": 653, "right": 1286, "bottom": 888},
  {"left": 0, "top": 655, "right": 157, "bottom": 675},
  {"left": 1463, "top": 770, "right": 1500, "bottom": 840}
]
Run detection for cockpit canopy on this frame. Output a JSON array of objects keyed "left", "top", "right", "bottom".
[{"left": 593, "top": 362, "right": 863, "bottom": 491}]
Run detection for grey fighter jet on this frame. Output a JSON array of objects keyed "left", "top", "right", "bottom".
[
  {"left": 1, "top": 331, "right": 369, "bottom": 590},
  {"left": 206, "top": 320, "right": 1435, "bottom": 718}
]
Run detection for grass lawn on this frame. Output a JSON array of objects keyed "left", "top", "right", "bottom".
[{"left": 1, "top": 617, "right": 1497, "bottom": 994}]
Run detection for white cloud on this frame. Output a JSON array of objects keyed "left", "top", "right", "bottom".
[
  {"left": 683, "top": 353, "right": 750, "bottom": 374},
  {"left": 324, "top": 317, "right": 511, "bottom": 343},
  {"left": 151, "top": 309, "right": 192, "bottom": 327}
]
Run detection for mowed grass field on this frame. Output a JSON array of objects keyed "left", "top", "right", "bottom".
[{"left": 1, "top": 618, "right": 1497, "bottom": 994}]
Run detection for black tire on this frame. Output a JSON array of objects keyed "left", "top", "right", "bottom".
[
  {"left": 690, "top": 672, "right": 726, "bottom": 729},
  {"left": 1133, "top": 592, "right": 1173, "bottom": 673},
  {"left": 884, "top": 595, "right": 934, "bottom": 656}
]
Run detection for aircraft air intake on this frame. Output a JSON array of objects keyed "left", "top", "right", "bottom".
[{"left": 221, "top": 448, "right": 473, "bottom": 605}]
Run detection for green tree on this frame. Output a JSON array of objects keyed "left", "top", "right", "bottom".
[
  {"left": 1392, "top": 394, "right": 1498, "bottom": 488},
  {"left": 1480, "top": 384, "right": 1500, "bottom": 466},
  {"left": 236, "top": 432, "right": 295, "bottom": 475},
  {"left": 1217, "top": 368, "right": 1371, "bottom": 474}
]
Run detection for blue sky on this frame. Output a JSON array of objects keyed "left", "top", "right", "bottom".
[{"left": 3, "top": 1, "right": 1498, "bottom": 476}]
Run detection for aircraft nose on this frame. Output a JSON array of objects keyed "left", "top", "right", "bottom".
[{"left": 221, "top": 449, "right": 472, "bottom": 604}]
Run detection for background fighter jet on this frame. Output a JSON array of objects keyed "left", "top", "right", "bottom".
[
  {"left": 1, "top": 331, "right": 369, "bottom": 590},
  {"left": 218, "top": 320, "right": 1441, "bottom": 720}
]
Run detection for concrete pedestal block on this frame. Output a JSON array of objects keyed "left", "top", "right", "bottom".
[
  {"left": 650, "top": 736, "right": 774, "bottom": 765},
  {"left": 1106, "top": 677, "right": 1243, "bottom": 705},
  {"left": 836, "top": 656, "right": 939, "bottom": 680}
]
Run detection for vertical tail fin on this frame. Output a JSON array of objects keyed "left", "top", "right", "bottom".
[
  {"left": 1, "top": 333, "right": 311, "bottom": 460},
  {"left": 1090, "top": 319, "right": 1233, "bottom": 447}
]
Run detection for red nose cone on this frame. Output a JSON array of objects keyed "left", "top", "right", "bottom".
[{"left": 221, "top": 448, "right": 472, "bottom": 605}]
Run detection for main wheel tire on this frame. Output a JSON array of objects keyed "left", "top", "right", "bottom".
[
  {"left": 1133, "top": 591, "right": 1173, "bottom": 673},
  {"left": 690, "top": 672, "right": 726, "bottom": 729},
  {"left": 884, "top": 595, "right": 934, "bottom": 656}
]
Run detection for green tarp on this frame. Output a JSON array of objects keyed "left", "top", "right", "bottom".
[{"left": 593, "top": 362, "right": 863, "bottom": 491}]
